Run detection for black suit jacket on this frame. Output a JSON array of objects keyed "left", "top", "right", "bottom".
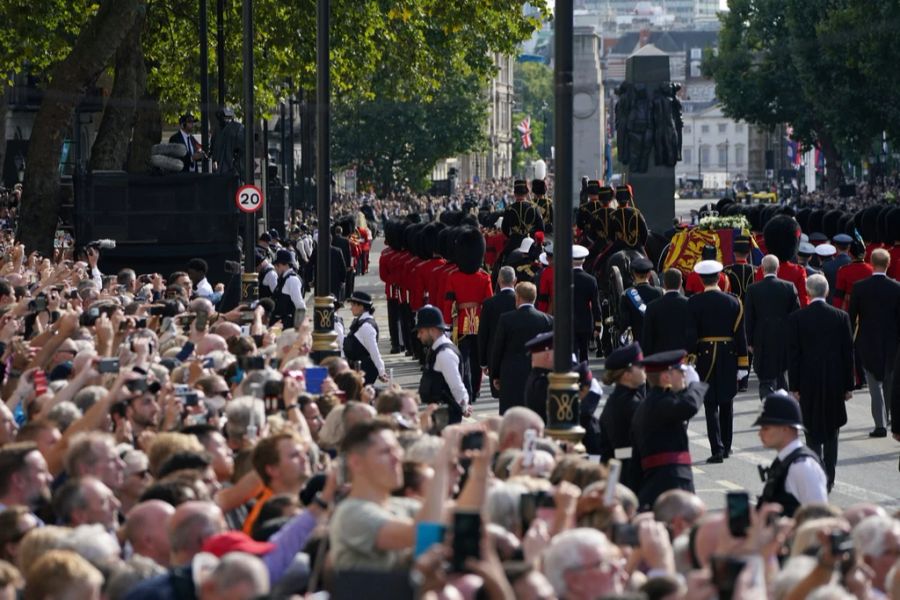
[
  {"left": 788, "top": 301, "right": 853, "bottom": 435},
  {"left": 477, "top": 288, "right": 517, "bottom": 369},
  {"left": 168, "top": 130, "right": 198, "bottom": 172},
  {"left": 573, "top": 268, "right": 602, "bottom": 334},
  {"left": 490, "top": 305, "right": 553, "bottom": 413},
  {"left": 849, "top": 274, "right": 900, "bottom": 379},
  {"left": 641, "top": 291, "right": 694, "bottom": 355},
  {"left": 332, "top": 236, "right": 352, "bottom": 271},
  {"left": 744, "top": 275, "right": 800, "bottom": 378}
]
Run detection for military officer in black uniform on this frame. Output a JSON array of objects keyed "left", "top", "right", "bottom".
[
  {"left": 618, "top": 257, "right": 663, "bottom": 341},
  {"left": 631, "top": 350, "right": 708, "bottom": 511},
  {"left": 500, "top": 180, "right": 544, "bottom": 265},
  {"left": 599, "top": 342, "right": 646, "bottom": 492},
  {"left": 724, "top": 236, "right": 755, "bottom": 391},
  {"left": 687, "top": 260, "right": 749, "bottom": 464},
  {"left": 532, "top": 178, "right": 553, "bottom": 230},
  {"left": 755, "top": 392, "right": 828, "bottom": 516},
  {"left": 416, "top": 305, "right": 471, "bottom": 425},
  {"left": 523, "top": 331, "right": 554, "bottom": 420},
  {"left": 573, "top": 245, "right": 603, "bottom": 362},
  {"left": 342, "top": 292, "right": 387, "bottom": 385},
  {"left": 272, "top": 249, "right": 307, "bottom": 329},
  {"left": 576, "top": 182, "right": 617, "bottom": 256}
]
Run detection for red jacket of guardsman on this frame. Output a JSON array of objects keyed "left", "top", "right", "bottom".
[
  {"left": 864, "top": 242, "right": 883, "bottom": 263},
  {"left": 833, "top": 259, "right": 873, "bottom": 311},
  {"left": 889, "top": 244, "right": 900, "bottom": 280},
  {"left": 756, "top": 215, "right": 809, "bottom": 307},
  {"left": 443, "top": 227, "right": 493, "bottom": 341},
  {"left": 484, "top": 226, "right": 507, "bottom": 270},
  {"left": 536, "top": 263, "right": 554, "bottom": 313},
  {"left": 685, "top": 271, "right": 730, "bottom": 295},
  {"left": 380, "top": 245, "right": 396, "bottom": 300}
]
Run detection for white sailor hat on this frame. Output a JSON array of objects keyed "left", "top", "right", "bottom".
[
  {"left": 496, "top": 216, "right": 503, "bottom": 230},
  {"left": 798, "top": 242, "right": 816, "bottom": 256},
  {"left": 815, "top": 243, "right": 836, "bottom": 257},
  {"left": 572, "top": 245, "right": 589, "bottom": 260},
  {"left": 543, "top": 241, "right": 554, "bottom": 254},
  {"left": 539, "top": 252, "right": 549, "bottom": 266},
  {"left": 694, "top": 259, "right": 723, "bottom": 275},
  {"left": 800, "top": 233, "right": 809, "bottom": 244}
]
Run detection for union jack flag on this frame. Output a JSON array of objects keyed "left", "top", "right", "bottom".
[{"left": 517, "top": 116, "right": 533, "bottom": 149}]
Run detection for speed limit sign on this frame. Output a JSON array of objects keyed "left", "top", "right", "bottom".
[{"left": 235, "top": 184, "right": 264, "bottom": 213}]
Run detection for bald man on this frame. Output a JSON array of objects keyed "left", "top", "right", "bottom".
[
  {"left": 197, "top": 334, "right": 228, "bottom": 356},
  {"left": 124, "top": 500, "right": 176, "bottom": 567}
]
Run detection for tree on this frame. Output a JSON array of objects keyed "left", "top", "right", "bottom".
[{"left": 513, "top": 61, "right": 553, "bottom": 158}]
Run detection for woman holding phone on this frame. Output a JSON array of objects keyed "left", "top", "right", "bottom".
[{"left": 343, "top": 292, "right": 388, "bottom": 385}]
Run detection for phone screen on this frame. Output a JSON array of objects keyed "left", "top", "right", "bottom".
[
  {"left": 451, "top": 511, "right": 481, "bottom": 572},
  {"left": 726, "top": 491, "right": 751, "bottom": 537},
  {"left": 414, "top": 522, "right": 446, "bottom": 558}
]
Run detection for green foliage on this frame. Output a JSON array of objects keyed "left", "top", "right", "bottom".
[{"left": 513, "top": 61, "right": 552, "bottom": 157}]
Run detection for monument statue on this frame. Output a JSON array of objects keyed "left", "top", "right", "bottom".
[{"left": 615, "top": 81, "right": 683, "bottom": 174}]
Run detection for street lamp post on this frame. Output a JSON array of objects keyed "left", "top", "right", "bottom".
[
  {"left": 199, "top": 0, "right": 210, "bottom": 173},
  {"left": 697, "top": 137, "right": 702, "bottom": 190},
  {"left": 240, "top": 0, "right": 257, "bottom": 300},
  {"left": 725, "top": 138, "right": 729, "bottom": 197},
  {"left": 547, "top": 0, "right": 585, "bottom": 446},
  {"left": 311, "top": 0, "right": 339, "bottom": 360}
]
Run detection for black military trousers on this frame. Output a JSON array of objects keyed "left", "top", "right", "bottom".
[
  {"left": 399, "top": 303, "right": 415, "bottom": 358},
  {"left": 574, "top": 330, "right": 592, "bottom": 363},
  {"left": 386, "top": 298, "right": 402, "bottom": 352},
  {"left": 806, "top": 429, "right": 839, "bottom": 492},
  {"left": 698, "top": 341, "right": 738, "bottom": 456},
  {"left": 458, "top": 335, "right": 482, "bottom": 400}
]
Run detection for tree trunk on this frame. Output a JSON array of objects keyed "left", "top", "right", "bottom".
[
  {"left": 0, "top": 84, "right": 7, "bottom": 184},
  {"left": 18, "top": 0, "right": 143, "bottom": 255},
  {"left": 817, "top": 131, "right": 844, "bottom": 191},
  {"left": 89, "top": 14, "right": 146, "bottom": 171},
  {"left": 126, "top": 91, "right": 161, "bottom": 173}
]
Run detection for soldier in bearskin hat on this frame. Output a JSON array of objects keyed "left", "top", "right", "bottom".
[
  {"left": 443, "top": 226, "right": 494, "bottom": 398},
  {"left": 532, "top": 178, "right": 553, "bottom": 230},
  {"left": 754, "top": 215, "right": 809, "bottom": 307}
]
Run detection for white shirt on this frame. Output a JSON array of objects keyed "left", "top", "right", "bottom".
[
  {"left": 262, "top": 268, "right": 278, "bottom": 293},
  {"left": 778, "top": 438, "right": 828, "bottom": 504},
  {"left": 353, "top": 316, "right": 385, "bottom": 377},
  {"left": 432, "top": 334, "right": 469, "bottom": 409},
  {"left": 181, "top": 130, "right": 197, "bottom": 172},
  {"left": 195, "top": 277, "right": 214, "bottom": 299},
  {"left": 91, "top": 266, "right": 103, "bottom": 289},
  {"left": 809, "top": 297, "right": 826, "bottom": 304},
  {"left": 280, "top": 272, "right": 306, "bottom": 310},
  {"left": 335, "top": 317, "right": 345, "bottom": 355}
]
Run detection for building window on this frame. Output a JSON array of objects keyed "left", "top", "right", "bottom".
[
  {"left": 690, "top": 48, "right": 702, "bottom": 59},
  {"left": 735, "top": 122, "right": 744, "bottom": 133},
  {"left": 682, "top": 148, "right": 692, "bottom": 164},
  {"left": 701, "top": 124, "right": 709, "bottom": 134},
  {"left": 718, "top": 144, "right": 727, "bottom": 167},
  {"left": 683, "top": 125, "right": 692, "bottom": 135},
  {"left": 700, "top": 145, "right": 710, "bottom": 166},
  {"left": 718, "top": 123, "right": 727, "bottom": 133},
  {"left": 734, "top": 144, "right": 745, "bottom": 167}
]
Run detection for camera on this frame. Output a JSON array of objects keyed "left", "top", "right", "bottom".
[{"left": 87, "top": 239, "right": 116, "bottom": 250}]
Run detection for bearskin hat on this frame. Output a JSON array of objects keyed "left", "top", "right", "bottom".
[
  {"left": 420, "top": 223, "right": 441, "bottom": 258},
  {"left": 760, "top": 205, "right": 780, "bottom": 231},
  {"left": 715, "top": 197, "right": 733, "bottom": 213},
  {"left": 410, "top": 224, "right": 430, "bottom": 260},
  {"left": 454, "top": 226, "right": 486, "bottom": 274},
  {"left": 852, "top": 208, "right": 865, "bottom": 234},
  {"left": 401, "top": 223, "right": 419, "bottom": 252},
  {"left": 532, "top": 179, "right": 547, "bottom": 196},
  {"left": 777, "top": 205, "right": 796, "bottom": 218},
  {"left": 838, "top": 213, "right": 856, "bottom": 237},
  {"left": 860, "top": 206, "right": 881, "bottom": 243},
  {"left": 406, "top": 212, "right": 422, "bottom": 224},
  {"left": 437, "top": 226, "right": 457, "bottom": 262},
  {"left": 807, "top": 209, "right": 826, "bottom": 235},
  {"left": 384, "top": 220, "right": 401, "bottom": 250},
  {"left": 746, "top": 204, "right": 764, "bottom": 232},
  {"left": 877, "top": 205, "right": 893, "bottom": 245},
  {"left": 886, "top": 207, "right": 900, "bottom": 245},
  {"left": 439, "top": 211, "right": 464, "bottom": 227},
  {"left": 460, "top": 214, "right": 479, "bottom": 229},
  {"left": 722, "top": 202, "right": 744, "bottom": 217},
  {"left": 763, "top": 215, "right": 802, "bottom": 262},
  {"left": 822, "top": 210, "right": 844, "bottom": 240},
  {"left": 796, "top": 207, "right": 812, "bottom": 233}
]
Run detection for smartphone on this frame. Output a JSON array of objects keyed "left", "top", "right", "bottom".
[
  {"left": 32, "top": 370, "right": 48, "bottom": 397},
  {"left": 97, "top": 358, "right": 120, "bottom": 374},
  {"left": 612, "top": 523, "right": 640, "bottom": 547},
  {"left": 829, "top": 530, "right": 853, "bottom": 556},
  {"left": 195, "top": 310, "right": 208, "bottom": 331},
  {"left": 726, "top": 491, "right": 751, "bottom": 538},
  {"left": 536, "top": 491, "right": 556, "bottom": 524},
  {"left": 183, "top": 392, "right": 200, "bottom": 407},
  {"left": 414, "top": 522, "right": 447, "bottom": 559},
  {"left": 263, "top": 380, "right": 285, "bottom": 414},
  {"left": 134, "top": 317, "right": 147, "bottom": 329},
  {"left": 239, "top": 311, "right": 255, "bottom": 324},
  {"left": 305, "top": 366, "right": 328, "bottom": 394},
  {"left": 80, "top": 307, "right": 101, "bottom": 327},
  {"left": 460, "top": 431, "right": 484, "bottom": 452},
  {"left": 125, "top": 378, "right": 148, "bottom": 393},
  {"left": 149, "top": 305, "right": 168, "bottom": 317},
  {"left": 451, "top": 511, "right": 481, "bottom": 572},
  {"left": 522, "top": 428, "right": 537, "bottom": 468},
  {"left": 33, "top": 296, "right": 47, "bottom": 312},
  {"left": 239, "top": 356, "right": 266, "bottom": 371},
  {"left": 177, "top": 314, "right": 196, "bottom": 329},
  {"left": 519, "top": 492, "right": 538, "bottom": 533},
  {"left": 174, "top": 384, "right": 190, "bottom": 396},
  {"left": 605, "top": 459, "right": 622, "bottom": 507}
]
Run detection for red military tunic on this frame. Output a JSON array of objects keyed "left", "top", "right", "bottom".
[
  {"left": 864, "top": 242, "right": 884, "bottom": 263},
  {"left": 397, "top": 251, "right": 419, "bottom": 308},
  {"left": 379, "top": 246, "right": 397, "bottom": 301},
  {"left": 434, "top": 262, "right": 458, "bottom": 316},
  {"left": 833, "top": 260, "right": 873, "bottom": 311},
  {"left": 685, "top": 271, "right": 730, "bottom": 295},
  {"left": 537, "top": 265, "right": 554, "bottom": 313},
  {"left": 443, "top": 270, "right": 493, "bottom": 341},
  {"left": 889, "top": 244, "right": 900, "bottom": 280},
  {"left": 485, "top": 231, "right": 507, "bottom": 270},
  {"left": 754, "top": 261, "right": 809, "bottom": 307}
]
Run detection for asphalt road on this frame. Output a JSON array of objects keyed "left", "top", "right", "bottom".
[{"left": 336, "top": 200, "right": 900, "bottom": 512}]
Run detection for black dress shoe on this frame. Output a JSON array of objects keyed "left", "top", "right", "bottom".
[
  {"left": 723, "top": 449, "right": 731, "bottom": 459},
  {"left": 707, "top": 454, "right": 724, "bottom": 464},
  {"left": 868, "top": 427, "right": 888, "bottom": 438},
  {"left": 390, "top": 346, "right": 401, "bottom": 354}
]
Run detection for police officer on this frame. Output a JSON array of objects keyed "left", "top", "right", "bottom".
[
  {"left": 688, "top": 259, "right": 748, "bottom": 464},
  {"left": 618, "top": 257, "right": 662, "bottom": 340},
  {"left": 257, "top": 249, "right": 277, "bottom": 300},
  {"left": 755, "top": 392, "right": 828, "bottom": 516},
  {"left": 630, "top": 350, "right": 707, "bottom": 511},
  {"left": 599, "top": 342, "right": 645, "bottom": 491},
  {"left": 342, "top": 292, "right": 387, "bottom": 385},
  {"left": 416, "top": 305, "right": 471, "bottom": 425},
  {"left": 272, "top": 249, "right": 306, "bottom": 329}
]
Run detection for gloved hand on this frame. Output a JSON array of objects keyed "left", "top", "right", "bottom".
[
  {"left": 737, "top": 369, "right": 749, "bottom": 380},
  {"left": 682, "top": 365, "right": 700, "bottom": 385}
]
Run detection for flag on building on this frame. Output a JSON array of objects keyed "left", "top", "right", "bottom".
[{"left": 517, "top": 116, "right": 533, "bottom": 149}]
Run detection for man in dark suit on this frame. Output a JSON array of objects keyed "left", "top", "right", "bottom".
[
  {"left": 478, "top": 266, "right": 518, "bottom": 399},
  {"left": 331, "top": 224, "right": 354, "bottom": 298},
  {"left": 788, "top": 273, "right": 854, "bottom": 491},
  {"left": 642, "top": 268, "right": 695, "bottom": 355},
  {"left": 168, "top": 113, "right": 204, "bottom": 172},
  {"left": 744, "top": 255, "right": 801, "bottom": 399},
  {"left": 618, "top": 257, "right": 663, "bottom": 342},
  {"left": 849, "top": 249, "right": 900, "bottom": 438},
  {"left": 572, "top": 245, "right": 602, "bottom": 362},
  {"left": 490, "top": 282, "right": 553, "bottom": 414}
]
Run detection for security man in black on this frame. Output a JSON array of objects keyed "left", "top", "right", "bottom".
[
  {"left": 755, "top": 392, "right": 828, "bottom": 516},
  {"left": 618, "top": 258, "right": 663, "bottom": 341},
  {"left": 272, "top": 249, "right": 306, "bottom": 329},
  {"left": 415, "top": 305, "right": 471, "bottom": 425}
]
